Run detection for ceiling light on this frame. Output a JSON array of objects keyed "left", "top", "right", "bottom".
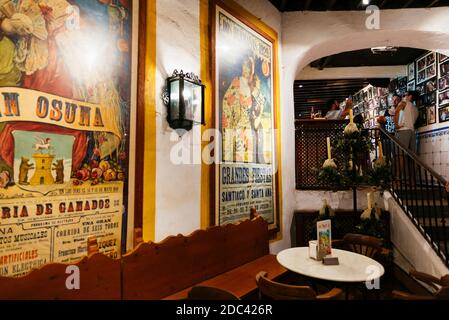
[
  {"left": 362, "top": 0, "right": 370, "bottom": 5},
  {"left": 371, "top": 46, "right": 398, "bottom": 54}
]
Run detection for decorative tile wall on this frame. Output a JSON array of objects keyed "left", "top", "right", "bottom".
[{"left": 417, "top": 127, "right": 449, "bottom": 180}]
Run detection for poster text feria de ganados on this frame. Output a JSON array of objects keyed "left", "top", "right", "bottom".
[{"left": 0, "top": 0, "right": 133, "bottom": 277}]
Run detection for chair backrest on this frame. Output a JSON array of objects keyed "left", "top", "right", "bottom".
[
  {"left": 343, "top": 233, "right": 382, "bottom": 258},
  {"left": 435, "top": 287, "right": 449, "bottom": 299},
  {"left": 256, "top": 271, "right": 317, "bottom": 300},
  {"left": 187, "top": 286, "right": 240, "bottom": 300}
]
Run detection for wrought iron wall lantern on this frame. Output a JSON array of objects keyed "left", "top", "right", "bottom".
[{"left": 162, "top": 70, "right": 205, "bottom": 132}]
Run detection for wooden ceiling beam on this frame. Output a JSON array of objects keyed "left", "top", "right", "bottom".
[
  {"left": 403, "top": 0, "right": 415, "bottom": 8},
  {"left": 327, "top": 0, "right": 337, "bottom": 10},
  {"left": 280, "top": 0, "right": 288, "bottom": 11},
  {"left": 304, "top": 0, "right": 312, "bottom": 10},
  {"left": 379, "top": 0, "right": 389, "bottom": 8},
  {"left": 427, "top": 0, "right": 440, "bottom": 7}
]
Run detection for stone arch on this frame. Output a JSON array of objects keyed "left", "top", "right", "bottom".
[{"left": 292, "top": 29, "right": 449, "bottom": 80}]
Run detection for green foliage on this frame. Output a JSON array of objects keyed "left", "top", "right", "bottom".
[
  {"left": 318, "top": 132, "right": 372, "bottom": 189},
  {"left": 366, "top": 159, "right": 392, "bottom": 191},
  {"left": 317, "top": 166, "right": 342, "bottom": 190},
  {"left": 355, "top": 208, "right": 387, "bottom": 239}
]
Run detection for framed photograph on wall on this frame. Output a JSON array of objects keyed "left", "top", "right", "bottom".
[
  {"left": 213, "top": 0, "right": 280, "bottom": 232},
  {"left": 417, "top": 56, "right": 426, "bottom": 71},
  {"left": 439, "top": 90, "right": 449, "bottom": 107},
  {"left": 0, "top": 0, "right": 142, "bottom": 276},
  {"left": 418, "top": 107, "right": 427, "bottom": 128},
  {"left": 440, "top": 60, "right": 449, "bottom": 77},
  {"left": 438, "top": 106, "right": 449, "bottom": 123},
  {"left": 440, "top": 53, "right": 449, "bottom": 64},
  {"left": 417, "top": 52, "right": 437, "bottom": 84},
  {"left": 426, "top": 65, "right": 436, "bottom": 79},
  {"left": 407, "top": 80, "right": 415, "bottom": 91},
  {"left": 427, "top": 105, "right": 437, "bottom": 125},
  {"left": 408, "top": 62, "right": 415, "bottom": 80},
  {"left": 439, "top": 75, "right": 449, "bottom": 91}
]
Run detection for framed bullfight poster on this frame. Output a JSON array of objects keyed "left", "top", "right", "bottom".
[
  {"left": 213, "top": 0, "right": 280, "bottom": 233},
  {"left": 0, "top": 0, "right": 140, "bottom": 277}
]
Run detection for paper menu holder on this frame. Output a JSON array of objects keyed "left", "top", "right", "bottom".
[{"left": 309, "top": 240, "right": 326, "bottom": 261}]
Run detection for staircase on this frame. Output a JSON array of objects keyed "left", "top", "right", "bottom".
[{"left": 377, "top": 126, "right": 449, "bottom": 266}]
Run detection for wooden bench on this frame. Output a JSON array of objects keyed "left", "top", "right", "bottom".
[
  {"left": 0, "top": 253, "right": 121, "bottom": 300},
  {"left": 0, "top": 217, "right": 286, "bottom": 299},
  {"left": 122, "top": 217, "right": 287, "bottom": 300}
]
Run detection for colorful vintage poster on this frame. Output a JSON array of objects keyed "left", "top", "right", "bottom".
[
  {"left": 219, "top": 163, "right": 273, "bottom": 225},
  {"left": 0, "top": 0, "right": 135, "bottom": 277},
  {"left": 215, "top": 5, "right": 277, "bottom": 227},
  {"left": 317, "top": 219, "right": 332, "bottom": 256}
]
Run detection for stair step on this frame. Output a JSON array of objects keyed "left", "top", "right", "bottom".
[
  {"left": 393, "top": 188, "right": 448, "bottom": 201},
  {"left": 394, "top": 184, "right": 446, "bottom": 199},
  {"left": 402, "top": 205, "right": 449, "bottom": 218},
  {"left": 418, "top": 217, "right": 449, "bottom": 227},
  {"left": 399, "top": 199, "right": 449, "bottom": 206},
  {"left": 422, "top": 226, "right": 449, "bottom": 239}
]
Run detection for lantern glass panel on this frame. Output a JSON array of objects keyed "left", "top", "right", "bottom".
[
  {"left": 192, "top": 83, "right": 203, "bottom": 123},
  {"left": 170, "top": 80, "right": 180, "bottom": 120},
  {"left": 183, "top": 80, "right": 194, "bottom": 121}
]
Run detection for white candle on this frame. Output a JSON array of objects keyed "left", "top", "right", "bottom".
[
  {"left": 367, "top": 192, "right": 372, "bottom": 209},
  {"left": 327, "top": 137, "right": 331, "bottom": 160},
  {"left": 378, "top": 141, "right": 383, "bottom": 160},
  {"left": 349, "top": 109, "right": 354, "bottom": 123}
]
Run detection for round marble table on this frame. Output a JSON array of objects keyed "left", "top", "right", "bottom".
[{"left": 277, "top": 247, "right": 385, "bottom": 283}]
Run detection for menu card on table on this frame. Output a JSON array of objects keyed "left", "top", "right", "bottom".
[{"left": 317, "top": 219, "right": 332, "bottom": 257}]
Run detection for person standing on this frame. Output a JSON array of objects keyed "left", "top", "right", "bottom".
[
  {"left": 324, "top": 99, "right": 341, "bottom": 119},
  {"left": 389, "top": 94, "right": 402, "bottom": 117},
  {"left": 393, "top": 91, "right": 419, "bottom": 186},
  {"left": 394, "top": 91, "right": 419, "bottom": 152}
]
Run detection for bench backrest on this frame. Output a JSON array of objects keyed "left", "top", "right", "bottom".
[
  {"left": 0, "top": 253, "right": 121, "bottom": 300},
  {"left": 0, "top": 218, "right": 268, "bottom": 300},
  {"left": 122, "top": 218, "right": 269, "bottom": 299}
]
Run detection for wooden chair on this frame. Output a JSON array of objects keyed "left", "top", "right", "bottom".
[
  {"left": 334, "top": 233, "right": 383, "bottom": 259},
  {"left": 392, "top": 270, "right": 449, "bottom": 300},
  {"left": 187, "top": 286, "right": 240, "bottom": 300},
  {"left": 256, "top": 271, "right": 343, "bottom": 300}
]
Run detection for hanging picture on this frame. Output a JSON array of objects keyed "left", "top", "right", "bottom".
[
  {"left": 440, "top": 60, "right": 449, "bottom": 77},
  {"left": 417, "top": 52, "right": 437, "bottom": 84},
  {"left": 408, "top": 62, "right": 415, "bottom": 81},
  {"left": 439, "top": 106, "right": 449, "bottom": 123},
  {"left": 439, "top": 74, "right": 449, "bottom": 91},
  {"left": 418, "top": 107, "right": 427, "bottom": 128},
  {"left": 440, "top": 53, "right": 449, "bottom": 64},
  {"left": 407, "top": 80, "right": 415, "bottom": 91},
  {"left": 427, "top": 105, "right": 437, "bottom": 125},
  {"left": 0, "top": 0, "right": 140, "bottom": 277},
  {"left": 213, "top": 1, "right": 279, "bottom": 231},
  {"left": 439, "top": 90, "right": 449, "bottom": 107}
]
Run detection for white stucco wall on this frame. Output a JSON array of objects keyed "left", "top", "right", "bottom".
[{"left": 155, "top": 0, "right": 202, "bottom": 241}]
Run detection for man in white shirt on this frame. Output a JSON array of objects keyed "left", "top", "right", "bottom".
[{"left": 394, "top": 91, "right": 419, "bottom": 153}]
